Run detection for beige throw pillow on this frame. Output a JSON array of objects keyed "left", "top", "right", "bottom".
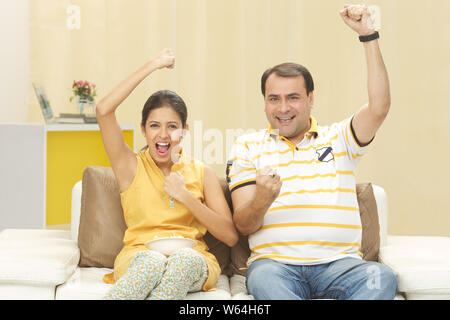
[
  {"left": 78, "top": 166, "right": 126, "bottom": 268},
  {"left": 357, "top": 183, "right": 380, "bottom": 262}
]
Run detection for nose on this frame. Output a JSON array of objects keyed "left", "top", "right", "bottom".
[
  {"left": 279, "top": 98, "right": 290, "bottom": 113},
  {"left": 158, "top": 127, "right": 169, "bottom": 140}
]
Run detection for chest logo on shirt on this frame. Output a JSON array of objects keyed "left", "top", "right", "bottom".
[{"left": 316, "top": 146, "right": 334, "bottom": 162}]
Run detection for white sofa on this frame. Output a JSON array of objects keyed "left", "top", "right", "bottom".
[
  {"left": 1, "top": 181, "right": 449, "bottom": 300},
  {"left": 0, "top": 180, "right": 249, "bottom": 300}
]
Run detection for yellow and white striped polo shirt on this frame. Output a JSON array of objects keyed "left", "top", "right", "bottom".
[{"left": 226, "top": 116, "right": 371, "bottom": 266}]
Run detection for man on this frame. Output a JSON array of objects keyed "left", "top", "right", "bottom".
[{"left": 226, "top": 5, "right": 397, "bottom": 299}]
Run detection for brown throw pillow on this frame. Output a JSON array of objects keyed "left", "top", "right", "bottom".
[
  {"left": 229, "top": 183, "right": 381, "bottom": 275},
  {"left": 230, "top": 233, "right": 251, "bottom": 276},
  {"left": 78, "top": 166, "right": 126, "bottom": 268},
  {"left": 203, "top": 232, "right": 232, "bottom": 276}
]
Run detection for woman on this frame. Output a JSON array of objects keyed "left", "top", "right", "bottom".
[{"left": 96, "top": 48, "right": 238, "bottom": 300}]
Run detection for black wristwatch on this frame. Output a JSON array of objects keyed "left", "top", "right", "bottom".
[{"left": 359, "top": 31, "right": 379, "bottom": 42}]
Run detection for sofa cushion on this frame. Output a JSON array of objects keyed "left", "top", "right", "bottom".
[
  {"left": 229, "top": 274, "right": 253, "bottom": 300},
  {"left": 0, "top": 229, "right": 79, "bottom": 286},
  {"left": 182, "top": 275, "right": 232, "bottom": 300},
  {"left": 229, "top": 183, "right": 381, "bottom": 275},
  {"left": 56, "top": 267, "right": 232, "bottom": 300},
  {"left": 55, "top": 267, "right": 114, "bottom": 300},
  {"left": 78, "top": 166, "right": 231, "bottom": 273}
]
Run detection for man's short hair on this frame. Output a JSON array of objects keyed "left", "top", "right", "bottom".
[{"left": 261, "top": 62, "right": 314, "bottom": 96}]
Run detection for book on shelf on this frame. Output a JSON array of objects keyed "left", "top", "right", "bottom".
[
  {"left": 54, "top": 114, "right": 98, "bottom": 124},
  {"left": 57, "top": 113, "right": 85, "bottom": 123}
]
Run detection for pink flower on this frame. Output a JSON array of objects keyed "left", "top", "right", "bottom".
[{"left": 70, "top": 80, "right": 96, "bottom": 103}]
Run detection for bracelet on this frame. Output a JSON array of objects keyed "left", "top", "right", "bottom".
[{"left": 359, "top": 31, "right": 379, "bottom": 42}]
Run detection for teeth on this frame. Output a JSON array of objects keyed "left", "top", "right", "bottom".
[
  {"left": 277, "top": 116, "right": 294, "bottom": 121},
  {"left": 157, "top": 142, "right": 170, "bottom": 146}
]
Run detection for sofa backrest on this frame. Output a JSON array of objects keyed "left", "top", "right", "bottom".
[{"left": 71, "top": 166, "right": 388, "bottom": 274}]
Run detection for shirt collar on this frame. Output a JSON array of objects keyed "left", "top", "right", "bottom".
[
  {"left": 268, "top": 116, "right": 319, "bottom": 141},
  {"left": 307, "top": 116, "right": 319, "bottom": 138}
]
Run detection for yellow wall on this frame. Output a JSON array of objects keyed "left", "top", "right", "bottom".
[
  {"left": 29, "top": 0, "right": 450, "bottom": 236},
  {"left": 46, "top": 129, "right": 134, "bottom": 225}
]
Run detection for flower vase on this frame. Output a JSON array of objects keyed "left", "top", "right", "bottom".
[{"left": 76, "top": 98, "right": 94, "bottom": 115}]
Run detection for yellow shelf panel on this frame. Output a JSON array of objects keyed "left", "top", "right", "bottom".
[{"left": 46, "top": 130, "right": 133, "bottom": 225}]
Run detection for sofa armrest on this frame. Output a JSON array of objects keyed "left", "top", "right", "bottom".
[
  {"left": 379, "top": 235, "right": 450, "bottom": 299},
  {"left": 0, "top": 229, "right": 80, "bottom": 286},
  {"left": 372, "top": 184, "right": 388, "bottom": 248},
  {"left": 71, "top": 180, "right": 82, "bottom": 242}
]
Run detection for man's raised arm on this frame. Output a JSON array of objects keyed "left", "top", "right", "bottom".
[{"left": 340, "top": 4, "right": 390, "bottom": 146}]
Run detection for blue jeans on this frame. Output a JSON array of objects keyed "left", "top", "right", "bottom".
[{"left": 246, "top": 257, "right": 397, "bottom": 300}]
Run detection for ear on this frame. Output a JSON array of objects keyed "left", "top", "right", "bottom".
[
  {"left": 141, "top": 124, "right": 146, "bottom": 136},
  {"left": 183, "top": 124, "right": 189, "bottom": 137},
  {"left": 308, "top": 91, "right": 315, "bottom": 109}
]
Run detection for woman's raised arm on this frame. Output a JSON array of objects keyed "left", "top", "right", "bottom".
[{"left": 96, "top": 49, "right": 175, "bottom": 192}]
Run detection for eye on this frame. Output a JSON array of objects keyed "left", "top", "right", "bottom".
[
  {"left": 168, "top": 124, "right": 178, "bottom": 129},
  {"left": 149, "top": 123, "right": 159, "bottom": 128}
]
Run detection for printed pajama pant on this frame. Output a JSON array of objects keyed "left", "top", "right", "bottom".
[{"left": 103, "top": 248, "right": 208, "bottom": 300}]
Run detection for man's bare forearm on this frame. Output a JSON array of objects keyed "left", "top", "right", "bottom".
[
  {"left": 233, "top": 197, "right": 271, "bottom": 236},
  {"left": 364, "top": 39, "right": 390, "bottom": 117}
]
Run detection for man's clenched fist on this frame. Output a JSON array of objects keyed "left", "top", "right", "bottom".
[
  {"left": 255, "top": 166, "right": 282, "bottom": 205},
  {"left": 340, "top": 4, "right": 375, "bottom": 36}
]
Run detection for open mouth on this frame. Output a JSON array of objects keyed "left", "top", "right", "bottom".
[
  {"left": 155, "top": 142, "right": 171, "bottom": 157},
  {"left": 276, "top": 115, "right": 295, "bottom": 123}
]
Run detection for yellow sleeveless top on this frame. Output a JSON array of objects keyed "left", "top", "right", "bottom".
[{"left": 103, "top": 149, "right": 220, "bottom": 291}]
